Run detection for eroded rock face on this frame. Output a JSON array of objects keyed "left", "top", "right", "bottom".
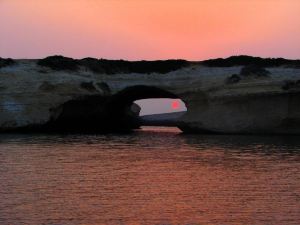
[{"left": 0, "top": 56, "right": 300, "bottom": 134}]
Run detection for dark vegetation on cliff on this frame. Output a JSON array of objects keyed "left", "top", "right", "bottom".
[
  {"left": 81, "top": 57, "right": 189, "bottom": 74},
  {"left": 0, "top": 58, "right": 15, "bottom": 68},
  {"left": 225, "top": 74, "right": 241, "bottom": 84},
  {"left": 282, "top": 80, "right": 300, "bottom": 90},
  {"left": 37, "top": 56, "right": 79, "bottom": 71},
  {"left": 240, "top": 65, "right": 270, "bottom": 76},
  {"left": 225, "top": 64, "right": 271, "bottom": 84},
  {"left": 37, "top": 55, "right": 300, "bottom": 74},
  {"left": 38, "top": 55, "right": 300, "bottom": 73},
  {"left": 201, "top": 55, "right": 300, "bottom": 67},
  {"left": 38, "top": 56, "right": 189, "bottom": 74}
]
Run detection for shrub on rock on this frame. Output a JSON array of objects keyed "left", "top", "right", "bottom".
[
  {"left": 240, "top": 65, "right": 270, "bottom": 77},
  {"left": 80, "top": 58, "right": 189, "bottom": 74},
  {"left": 202, "top": 55, "right": 300, "bottom": 68},
  {"left": 0, "top": 58, "right": 15, "bottom": 68},
  {"left": 80, "top": 82, "right": 97, "bottom": 92},
  {"left": 226, "top": 74, "right": 241, "bottom": 84},
  {"left": 38, "top": 56, "right": 79, "bottom": 71},
  {"left": 282, "top": 80, "right": 300, "bottom": 90}
]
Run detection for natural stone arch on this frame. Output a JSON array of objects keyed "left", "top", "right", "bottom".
[
  {"left": 106, "top": 85, "right": 187, "bottom": 131},
  {"left": 2, "top": 56, "right": 300, "bottom": 134},
  {"left": 38, "top": 85, "right": 187, "bottom": 133}
]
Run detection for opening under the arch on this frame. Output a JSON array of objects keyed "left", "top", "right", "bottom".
[
  {"left": 135, "top": 98, "right": 187, "bottom": 116},
  {"left": 133, "top": 98, "right": 187, "bottom": 128}
]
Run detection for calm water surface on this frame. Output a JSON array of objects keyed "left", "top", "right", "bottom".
[{"left": 0, "top": 127, "right": 300, "bottom": 225}]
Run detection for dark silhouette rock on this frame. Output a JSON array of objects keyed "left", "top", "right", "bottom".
[
  {"left": 81, "top": 58, "right": 190, "bottom": 74},
  {"left": 38, "top": 55, "right": 79, "bottom": 71},
  {"left": 226, "top": 74, "right": 241, "bottom": 84},
  {"left": 96, "top": 82, "right": 111, "bottom": 95},
  {"left": 240, "top": 65, "right": 270, "bottom": 77},
  {"left": 44, "top": 95, "right": 113, "bottom": 133},
  {"left": 35, "top": 55, "right": 300, "bottom": 74},
  {"left": 80, "top": 82, "right": 97, "bottom": 92},
  {"left": 126, "top": 59, "right": 189, "bottom": 74},
  {"left": 0, "top": 58, "right": 15, "bottom": 68},
  {"left": 202, "top": 55, "right": 300, "bottom": 68},
  {"left": 282, "top": 80, "right": 300, "bottom": 90},
  {"left": 80, "top": 58, "right": 105, "bottom": 73},
  {"left": 37, "top": 56, "right": 189, "bottom": 74},
  {"left": 39, "top": 81, "right": 56, "bottom": 91}
]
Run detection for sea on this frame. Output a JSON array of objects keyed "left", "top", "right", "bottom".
[{"left": 0, "top": 126, "right": 299, "bottom": 225}]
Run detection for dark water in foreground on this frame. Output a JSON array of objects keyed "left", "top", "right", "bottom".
[{"left": 0, "top": 127, "right": 300, "bottom": 225}]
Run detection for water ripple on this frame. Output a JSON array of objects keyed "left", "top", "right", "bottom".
[{"left": 0, "top": 127, "right": 300, "bottom": 225}]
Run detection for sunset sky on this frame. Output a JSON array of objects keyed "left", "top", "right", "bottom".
[
  {"left": 1, "top": 0, "right": 300, "bottom": 114},
  {"left": 1, "top": 0, "right": 300, "bottom": 60}
]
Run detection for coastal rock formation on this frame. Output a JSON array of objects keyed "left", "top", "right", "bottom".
[{"left": 0, "top": 55, "right": 300, "bottom": 134}]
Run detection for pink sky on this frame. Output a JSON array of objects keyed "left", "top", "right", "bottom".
[
  {"left": 135, "top": 99, "right": 187, "bottom": 115},
  {"left": 1, "top": 0, "right": 300, "bottom": 60}
]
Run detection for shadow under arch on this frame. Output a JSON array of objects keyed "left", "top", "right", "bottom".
[{"left": 34, "top": 85, "right": 186, "bottom": 133}]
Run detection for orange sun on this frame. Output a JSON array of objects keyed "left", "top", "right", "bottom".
[{"left": 171, "top": 100, "right": 180, "bottom": 110}]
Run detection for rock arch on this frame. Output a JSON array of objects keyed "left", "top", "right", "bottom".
[
  {"left": 40, "top": 85, "right": 187, "bottom": 133},
  {"left": 106, "top": 85, "right": 186, "bottom": 131},
  {"left": 1, "top": 56, "right": 300, "bottom": 134}
]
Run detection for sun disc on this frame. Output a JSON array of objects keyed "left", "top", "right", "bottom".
[{"left": 171, "top": 100, "right": 180, "bottom": 110}]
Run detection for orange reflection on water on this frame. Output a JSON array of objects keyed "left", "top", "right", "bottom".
[{"left": 0, "top": 131, "right": 299, "bottom": 224}]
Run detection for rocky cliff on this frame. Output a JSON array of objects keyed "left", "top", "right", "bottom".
[{"left": 0, "top": 56, "right": 300, "bottom": 134}]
